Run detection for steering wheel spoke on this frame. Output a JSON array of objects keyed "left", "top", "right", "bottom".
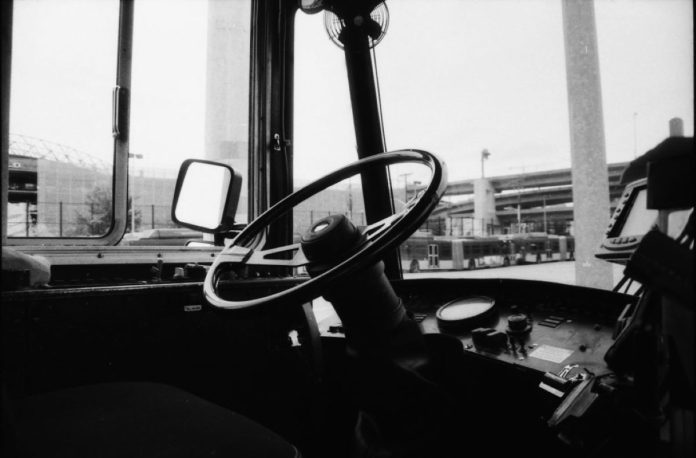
[
  {"left": 362, "top": 209, "right": 407, "bottom": 241},
  {"left": 363, "top": 189, "right": 426, "bottom": 240},
  {"left": 217, "top": 245, "right": 253, "bottom": 263},
  {"left": 247, "top": 243, "right": 309, "bottom": 267},
  {"left": 217, "top": 243, "right": 309, "bottom": 267}
]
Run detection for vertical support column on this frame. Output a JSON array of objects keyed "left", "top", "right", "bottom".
[
  {"left": 562, "top": 0, "right": 613, "bottom": 289},
  {"left": 205, "top": 0, "right": 251, "bottom": 216},
  {"left": 205, "top": 0, "right": 249, "bottom": 166},
  {"left": 473, "top": 178, "right": 497, "bottom": 237},
  {"left": 1, "top": 1, "right": 12, "bottom": 244},
  {"left": 669, "top": 117, "right": 684, "bottom": 137}
]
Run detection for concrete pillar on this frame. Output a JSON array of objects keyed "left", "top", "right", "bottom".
[
  {"left": 473, "top": 178, "right": 498, "bottom": 237},
  {"left": 562, "top": 0, "right": 613, "bottom": 289},
  {"left": 559, "top": 235, "right": 568, "bottom": 261},
  {"left": 205, "top": 0, "right": 250, "bottom": 219},
  {"left": 669, "top": 117, "right": 684, "bottom": 137},
  {"left": 452, "top": 240, "right": 464, "bottom": 270}
]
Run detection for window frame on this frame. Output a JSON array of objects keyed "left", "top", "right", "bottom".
[
  {"left": 2, "top": 0, "right": 301, "bottom": 267},
  {"left": 2, "top": 0, "right": 273, "bottom": 263},
  {"left": 5, "top": 0, "right": 132, "bottom": 247},
  {"left": 248, "top": 0, "right": 296, "bottom": 249}
]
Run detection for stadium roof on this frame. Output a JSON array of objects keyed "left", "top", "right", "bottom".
[{"left": 9, "top": 133, "right": 111, "bottom": 172}]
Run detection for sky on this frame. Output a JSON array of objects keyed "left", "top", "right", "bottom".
[
  {"left": 9, "top": 0, "right": 695, "bottom": 185},
  {"left": 294, "top": 0, "right": 694, "bottom": 182}
]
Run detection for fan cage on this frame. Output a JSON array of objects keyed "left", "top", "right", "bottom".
[{"left": 324, "top": 2, "right": 389, "bottom": 49}]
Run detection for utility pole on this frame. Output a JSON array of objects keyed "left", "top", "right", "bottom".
[
  {"left": 347, "top": 178, "right": 353, "bottom": 219},
  {"left": 128, "top": 153, "right": 143, "bottom": 233},
  {"left": 543, "top": 194, "right": 548, "bottom": 233},
  {"left": 515, "top": 178, "right": 523, "bottom": 231},
  {"left": 399, "top": 172, "right": 413, "bottom": 204},
  {"left": 517, "top": 192, "right": 521, "bottom": 229}
]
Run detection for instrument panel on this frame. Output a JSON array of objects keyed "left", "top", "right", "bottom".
[{"left": 319, "top": 277, "right": 634, "bottom": 377}]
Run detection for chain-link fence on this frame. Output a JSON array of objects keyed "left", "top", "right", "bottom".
[
  {"left": 9, "top": 200, "right": 573, "bottom": 239},
  {"left": 7, "top": 201, "right": 177, "bottom": 237}
]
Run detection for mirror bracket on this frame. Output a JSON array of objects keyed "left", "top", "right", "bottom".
[{"left": 214, "top": 225, "right": 246, "bottom": 246}]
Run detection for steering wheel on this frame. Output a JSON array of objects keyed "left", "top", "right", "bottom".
[{"left": 203, "top": 149, "right": 447, "bottom": 310}]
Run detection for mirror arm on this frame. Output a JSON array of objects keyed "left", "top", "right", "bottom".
[{"left": 220, "top": 169, "right": 243, "bottom": 230}]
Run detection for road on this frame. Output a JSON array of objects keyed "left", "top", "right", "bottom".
[{"left": 405, "top": 261, "right": 628, "bottom": 287}]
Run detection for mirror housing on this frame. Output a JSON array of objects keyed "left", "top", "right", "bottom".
[{"left": 171, "top": 159, "right": 242, "bottom": 234}]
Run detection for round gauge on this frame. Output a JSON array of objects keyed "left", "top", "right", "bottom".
[{"left": 436, "top": 296, "right": 495, "bottom": 329}]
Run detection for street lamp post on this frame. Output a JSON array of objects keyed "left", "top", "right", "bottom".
[
  {"left": 633, "top": 112, "right": 638, "bottom": 158},
  {"left": 481, "top": 149, "right": 490, "bottom": 178}
]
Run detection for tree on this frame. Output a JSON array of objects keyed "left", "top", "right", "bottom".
[{"left": 73, "top": 186, "right": 141, "bottom": 236}]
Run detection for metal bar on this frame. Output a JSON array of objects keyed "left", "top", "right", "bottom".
[
  {"left": 1, "top": 0, "right": 12, "bottom": 244},
  {"left": 342, "top": 23, "right": 399, "bottom": 277}
]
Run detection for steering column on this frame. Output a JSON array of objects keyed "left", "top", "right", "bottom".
[{"left": 301, "top": 214, "right": 424, "bottom": 365}]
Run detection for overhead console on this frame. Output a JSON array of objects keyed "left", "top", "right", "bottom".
[
  {"left": 596, "top": 178, "right": 657, "bottom": 263},
  {"left": 596, "top": 137, "right": 694, "bottom": 265}
]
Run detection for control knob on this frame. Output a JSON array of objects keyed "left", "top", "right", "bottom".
[{"left": 507, "top": 308, "right": 531, "bottom": 334}]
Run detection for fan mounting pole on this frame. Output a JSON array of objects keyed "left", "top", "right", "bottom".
[{"left": 331, "top": 1, "right": 400, "bottom": 277}]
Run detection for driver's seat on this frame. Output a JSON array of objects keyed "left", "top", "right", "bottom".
[{"left": 5, "top": 382, "right": 301, "bottom": 458}]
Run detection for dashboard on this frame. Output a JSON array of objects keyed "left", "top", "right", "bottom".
[{"left": 319, "top": 278, "right": 634, "bottom": 380}]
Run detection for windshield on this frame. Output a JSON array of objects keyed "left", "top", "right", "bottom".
[
  {"left": 294, "top": 0, "right": 693, "bottom": 290},
  {"left": 129, "top": 0, "right": 251, "bottom": 239}
]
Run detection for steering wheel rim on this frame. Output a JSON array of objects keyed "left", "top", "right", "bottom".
[{"left": 203, "top": 149, "right": 447, "bottom": 310}]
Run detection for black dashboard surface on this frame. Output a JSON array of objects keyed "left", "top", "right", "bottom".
[{"left": 319, "top": 277, "right": 636, "bottom": 377}]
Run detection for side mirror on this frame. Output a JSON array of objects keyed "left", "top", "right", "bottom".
[{"left": 171, "top": 159, "right": 242, "bottom": 233}]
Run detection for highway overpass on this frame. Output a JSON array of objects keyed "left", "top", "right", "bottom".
[
  {"left": 420, "top": 161, "right": 630, "bottom": 235},
  {"left": 428, "top": 161, "right": 629, "bottom": 197}
]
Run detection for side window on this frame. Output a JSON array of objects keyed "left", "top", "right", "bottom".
[
  {"left": 8, "top": 0, "right": 120, "bottom": 238},
  {"left": 126, "top": 0, "right": 251, "bottom": 246}
]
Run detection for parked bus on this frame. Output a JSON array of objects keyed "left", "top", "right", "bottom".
[{"left": 401, "top": 232, "right": 574, "bottom": 272}]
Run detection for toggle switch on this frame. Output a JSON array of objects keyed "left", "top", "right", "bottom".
[{"left": 472, "top": 327, "right": 508, "bottom": 349}]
